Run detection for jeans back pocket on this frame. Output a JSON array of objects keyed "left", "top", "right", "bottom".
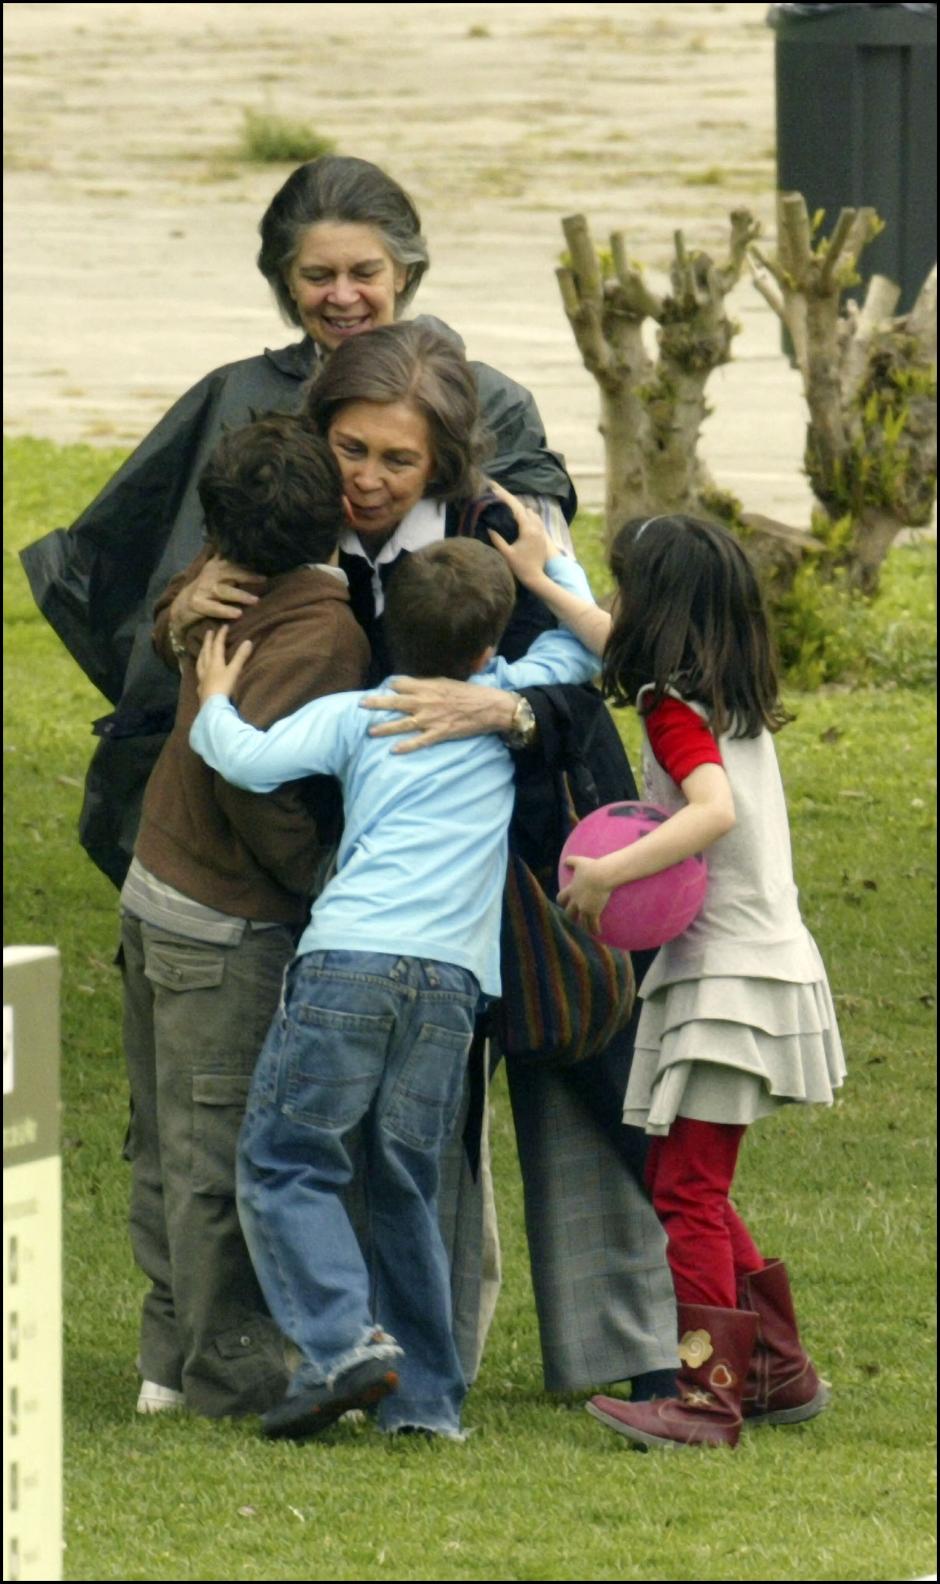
[
  {"left": 283, "top": 1004, "right": 393, "bottom": 1131},
  {"left": 381, "top": 1019, "right": 472, "bottom": 1151}
]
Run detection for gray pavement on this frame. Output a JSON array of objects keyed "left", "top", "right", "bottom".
[{"left": 3, "top": 2, "right": 933, "bottom": 536}]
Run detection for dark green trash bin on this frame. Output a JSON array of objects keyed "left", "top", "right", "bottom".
[{"left": 770, "top": 3, "right": 937, "bottom": 312}]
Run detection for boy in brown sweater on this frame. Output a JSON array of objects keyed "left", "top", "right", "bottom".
[{"left": 119, "top": 414, "right": 369, "bottom": 1418}]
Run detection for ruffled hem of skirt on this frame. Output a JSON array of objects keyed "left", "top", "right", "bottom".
[
  {"left": 623, "top": 976, "right": 846, "bottom": 1135},
  {"left": 639, "top": 972, "right": 842, "bottom": 1039}
]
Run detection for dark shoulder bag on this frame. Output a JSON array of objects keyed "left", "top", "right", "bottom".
[
  {"left": 493, "top": 851, "right": 636, "bottom": 1068},
  {"left": 496, "top": 687, "right": 639, "bottom": 1067}
]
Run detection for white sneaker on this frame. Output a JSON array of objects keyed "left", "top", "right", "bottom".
[{"left": 136, "top": 1380, "right": 185, "bottom": 1414}]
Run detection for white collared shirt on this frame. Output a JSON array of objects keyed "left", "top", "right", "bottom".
[{"left": 339, "top": 500, "right": 448, "bottom": 615}]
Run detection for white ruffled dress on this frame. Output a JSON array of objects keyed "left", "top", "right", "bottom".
[{"left": 623, "top": 707, "right": 846, "bottom": 1136}]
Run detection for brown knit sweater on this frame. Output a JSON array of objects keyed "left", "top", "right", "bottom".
[{"left": 135, "top": 551, "right": 370, "bottom": 922}]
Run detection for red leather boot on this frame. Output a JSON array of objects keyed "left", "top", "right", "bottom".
[
  {"left": 587, "top": 1303, "right": 759, "bottom": 1449},
  {"left": 740, "top": 1259, "right": 830, "bottom": 1425}
]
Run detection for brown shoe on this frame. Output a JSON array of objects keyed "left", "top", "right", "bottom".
[
  {"left": 587, "top": 1303, "right": 759, "bottom": 1450},
  {"left": 739, "top": 1259, "right": 830, "bottom": 1425}
]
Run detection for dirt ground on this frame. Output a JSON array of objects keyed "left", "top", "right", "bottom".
[{"left": 1, "top": 1, "right": 839, "bottom": 518}]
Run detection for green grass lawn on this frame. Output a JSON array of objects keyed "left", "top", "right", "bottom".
[{"left": 3, "top": 437, "right": 937, "bottom": 1582}]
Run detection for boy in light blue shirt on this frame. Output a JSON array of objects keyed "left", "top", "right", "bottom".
[{"left": 190, "top": 533, "right": 598, "bottom": 1442}]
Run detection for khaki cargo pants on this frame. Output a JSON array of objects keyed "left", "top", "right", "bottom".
[{"left": 120, "top": 916, "right": 294, "bottom": 1417}]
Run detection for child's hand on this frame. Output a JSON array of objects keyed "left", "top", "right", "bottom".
[
  {"left": 486, "top": 480, "right": 559, "bottom": 588},
  {"left": 196, "top": 625, "right": 252, "bottom": 704},
  {"left": 558, "top": 855, "right": 614, "bottom": 936}
]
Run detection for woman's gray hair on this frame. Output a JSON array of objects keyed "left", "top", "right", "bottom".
[
  {"left": 257, "top": 155, "right": 429, "bottom": 327},
  {"left": 305, "top": 321, "right": 492, "bottom": 504}
]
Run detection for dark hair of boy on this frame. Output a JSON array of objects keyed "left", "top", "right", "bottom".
[
  {"left": 197, "top": 413, "right": 345, "bottom": 577},
  {"left": 602, "top": 514, "right": 789, "bottom": 738},
  {"left": 383, "top": 539, "right": 516, "bottom": 682}
]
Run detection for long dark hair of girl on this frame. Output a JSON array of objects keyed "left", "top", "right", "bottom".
[{"left": 601, "top": 514, "right": 790, "bottom": 737}]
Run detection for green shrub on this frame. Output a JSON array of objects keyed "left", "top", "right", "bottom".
[
  {"left": 774, "top": 540, "right": 936, "bottom": 690},
  {"left": 237, "top": 109, "right": 335, "bottom": 165}
]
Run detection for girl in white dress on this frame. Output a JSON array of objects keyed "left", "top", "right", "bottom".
[{"left": 489, "top": 490, "right": 845, "bottom": 1451}]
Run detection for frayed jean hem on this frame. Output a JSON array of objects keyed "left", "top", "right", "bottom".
[
  {"left": 383, "top": 1419, "right": 470, "bottom": 1443},
  {"left": 379, "top": 1397, "right": 468, "bottom": 1440}
]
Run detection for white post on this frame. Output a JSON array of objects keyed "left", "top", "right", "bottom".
[{"left": 3, "top": 947, "right": 62, "bottom": 1584}]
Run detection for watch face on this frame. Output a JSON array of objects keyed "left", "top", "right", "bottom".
[{"left": 509, "top": 697, "right": 536, "bottom": 746}]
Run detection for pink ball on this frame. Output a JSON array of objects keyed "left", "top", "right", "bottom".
[{"left": 558, "top": 801, "right": 708, "bottom": 952}]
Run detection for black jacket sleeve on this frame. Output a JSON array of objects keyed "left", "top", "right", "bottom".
[
  {"left": 19, "top": 372, "right": 230, "bottom": 706},
  {"left": 19, "top": 348, "right": 312, "bottom": 707},
  {"left": 19, "top": 346, "right": 314, "bottom": 886},
  {"left": 472, "top": 361, "right": 577, "bottom": 522}
]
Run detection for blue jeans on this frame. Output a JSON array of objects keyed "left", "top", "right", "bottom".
[{"left": 237, "top": 951, "right": 478, "bottom": 1436}]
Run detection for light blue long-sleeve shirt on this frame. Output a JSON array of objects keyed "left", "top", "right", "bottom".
[{"left": 190, "top": 556, "right": 597, "bottom": 997}]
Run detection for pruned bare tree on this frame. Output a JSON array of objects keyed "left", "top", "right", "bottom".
[
  {"left": 749, "top": 192, "right": 937, "bottom": 593},
  {"left": 557, "top": 209, "right": 760, "bottom": 542}
]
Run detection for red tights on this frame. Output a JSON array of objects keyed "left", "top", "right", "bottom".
[{"left": 645, "top": 1117, "right": 764, "bottom": 1309}]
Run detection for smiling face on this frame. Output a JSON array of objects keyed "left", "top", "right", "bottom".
[
  {"left": 328, "top": 399, "right": 434, "bottom": 548},
  {"left": 284, "top": 221, "right": 406, "bottom": 351}
]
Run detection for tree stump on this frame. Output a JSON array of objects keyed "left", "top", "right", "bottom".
[
  {"left": 749, "top": 193, "right": 937, "bottom": 594},
  {"left": 556, "top": 210, "right": 759, "bottom": 543}
]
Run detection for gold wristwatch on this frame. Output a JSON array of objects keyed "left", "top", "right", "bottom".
[{"left": 504, "top": 693, "right": 537, "bottom": 751}]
